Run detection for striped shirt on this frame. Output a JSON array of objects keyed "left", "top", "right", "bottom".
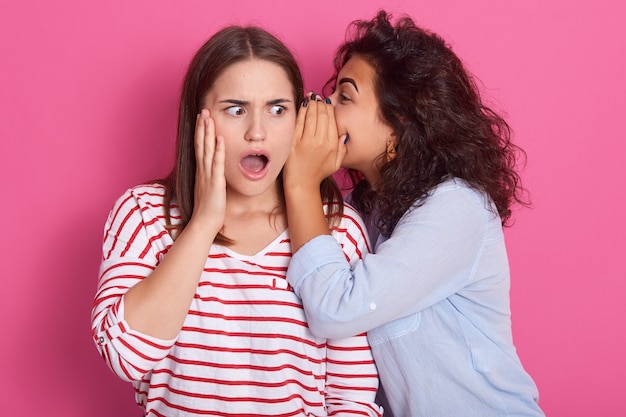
[{"left": 91, "top": 184, "right": 382, "bottom": 417}]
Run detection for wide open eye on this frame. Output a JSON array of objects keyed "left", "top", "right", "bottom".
[
  {"left": 225, "top": 106, "right": 245, "bottom": 116},
  {"left": 269, "top": 105, "right": 286, "bottom": 116}
]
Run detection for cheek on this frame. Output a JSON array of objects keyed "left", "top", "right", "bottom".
[
  {"left": 276, "top": 118, "right": 295, "bottom": 141},
  {"left": 277, "top": 126, "right": 295, "bottom": 155},
  {"left": 335, "top": 105, "right": 363, "bottom": 134},
  {"left": 211, "top": 117, "right": 232, "bottom": 141},
  {"left": 267, "top": 121, "right": 295, "bottom": 161}
]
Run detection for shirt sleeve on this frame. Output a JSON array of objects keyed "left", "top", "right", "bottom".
[
  {"left": 90, "top": 188, "right": 177, "bottom": 382},
  {"left": 288, "top": 181, "right": 492, "bottom": 339},
  {"left": 322, "top": 204, "right": 383, "bottom": 416}
]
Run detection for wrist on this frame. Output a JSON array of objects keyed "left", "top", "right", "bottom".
[
  {"left": 283, "top": 180, "right": 321, "bottom": 199},
  {"left": 185, "top": 216, "right": 222, "bottom": 242}
]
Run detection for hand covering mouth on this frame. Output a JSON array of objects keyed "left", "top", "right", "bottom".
[{"left": 240, "top": 153, "right": 269, "bottom": 173}]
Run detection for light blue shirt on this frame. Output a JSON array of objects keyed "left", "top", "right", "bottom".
[{"left": 288, "top": 179, "right": 544, "bottom": 417}]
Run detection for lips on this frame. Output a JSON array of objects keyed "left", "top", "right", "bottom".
[{"left": 239, "top": 150, "right": 270, "bottom": 180}]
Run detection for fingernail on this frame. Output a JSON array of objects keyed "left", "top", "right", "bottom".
[
  {"left": 325, "top": 98, "right": 332, "bottom": 104},
  {"left": 344, "top": 134, "right": 350, "bottom": 144},
  {"left": 316, "top": 95, "right": 322, "bottom": 101},
  {"left": 302, "top": 98, "right": 309, "bottom": 108}
]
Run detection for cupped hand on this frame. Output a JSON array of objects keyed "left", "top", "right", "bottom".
[
  {"left": 284, "top": 97, "right": 347, "bottom": 190},
  {"left": 190, "top": 109, "right": 226, "bottom": 230}
]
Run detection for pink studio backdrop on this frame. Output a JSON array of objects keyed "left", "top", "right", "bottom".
[{"left": 1, "top": 0, "right": 623, "bottom": 415}]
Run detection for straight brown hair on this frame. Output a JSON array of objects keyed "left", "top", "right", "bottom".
[{"left": 159, "top": 26, "right": 343, "bottom": 244}]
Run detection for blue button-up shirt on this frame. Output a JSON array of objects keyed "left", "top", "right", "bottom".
[{"left": 287, "top": 179, "right": 544, "bottom": 417}]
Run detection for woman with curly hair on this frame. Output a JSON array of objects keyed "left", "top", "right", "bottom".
[
  {"left": 91, "top": 25, "right": 382, "bottom": 416},
  {"left": 284, "top": 10, "right": 544, "bottom": 417}
]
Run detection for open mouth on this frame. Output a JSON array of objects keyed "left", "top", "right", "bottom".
[{"left": 240, "top": 153, "right": 269, "bottom": 173}]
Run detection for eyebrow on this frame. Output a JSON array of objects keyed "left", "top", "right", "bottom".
[
  {"left": 218, "top": 98, "right": 293, "bottom": 105},
  {"left": 338, "top": 77, "right": 358, "bottom": 92}
]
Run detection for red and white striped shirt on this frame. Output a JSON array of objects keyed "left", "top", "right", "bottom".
[{"left": 91, "top": 184, "right": 382, "bottom": 416}]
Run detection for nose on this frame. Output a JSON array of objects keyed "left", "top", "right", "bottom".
[{"left": 244, "top": 112, "right": 266, "bottom": 142}]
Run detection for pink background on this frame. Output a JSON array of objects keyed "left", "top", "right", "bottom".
[{"left": 1, "top": 0, "right": 623, "bottom": 415}]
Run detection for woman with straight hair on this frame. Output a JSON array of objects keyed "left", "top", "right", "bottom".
[{"left": 91, "top": 25, "right": 382, "bottom": 416}]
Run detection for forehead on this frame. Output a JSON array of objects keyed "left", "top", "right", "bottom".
[
  {"left": 337, "top": 55, "right": 377, "bottom": 89},
  {"left": 210, "top": 59, "right": 294, "bottom": 96}
]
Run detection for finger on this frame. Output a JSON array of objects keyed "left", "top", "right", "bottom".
[
  {"left": 293, "top": 99, "right": 309, "bottom": 145},
  {"left": 203, "top": 112, "right": 216, "bottom": 168},
  {"left": 323, "top": 101, "right": 343, "bottom": 170},
  {"left": 212, "top": 135, "right": 226, "bottom": 184},
  {"left": 195, "top": 110, "right": 206, "bottom": 167},
  {"left": 325, "top": 101, "right": 339, "bottom": 144},
  {"left": 336, "top": 134, "right": 349, "bottom": 170},
  {"left": 315, "top": 100, "right": 330, "bottom": 144},
  {"left": 302, "top": 99, "right": 319, "bottom": 140}
]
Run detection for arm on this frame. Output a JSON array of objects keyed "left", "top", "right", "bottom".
[
  {"left": 122, "top": 110, "right": 225, "bottom": 339},
  {"left": 288, "top": 181, "right": 491, "bottom": 339},
  {"left": 91, "top": 110, "right": 225, "bottom": 380},
  {"left": 91, "top": 188, "right": 178, "bottom": 381},
  {"left": 284, "top": 97, "right": 347, "bottom": 252}
]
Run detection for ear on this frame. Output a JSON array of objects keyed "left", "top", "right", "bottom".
[{"left": 386, "top": 137, "right": 397, "bottom": 162}]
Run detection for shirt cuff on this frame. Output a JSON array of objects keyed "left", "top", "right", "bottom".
[{"left": 94, "top": 296, "right": 178, "bottom": 378}]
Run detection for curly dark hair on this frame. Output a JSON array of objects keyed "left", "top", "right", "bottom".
[{"left": 325, "top": 10, "right": 529, "bottom": 237}]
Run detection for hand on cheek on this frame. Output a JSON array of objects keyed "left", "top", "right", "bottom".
[{"left": 191, "top": 109, "right": 227, "bottom": 230}]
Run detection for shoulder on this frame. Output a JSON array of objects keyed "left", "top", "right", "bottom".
[
  {"left": 113, "top": 183, "right": 167, "bottom": 207},
  {"left": 325, "top": 201, "right": 367, "bottom": 234},
  {"left": 324, "top": 201, "right": 370, "bottom": 254},
  {"left": 427, "top": 178, "right": 494, "bottom": 212},
  {"left": 128, "top": 183, "right": 167, "bottom": 201},
  {"left": 432, "top": 177, "right": 483, "bottom": 198},
  {"left": 341, "top": 202, "right": 364, "bottom": 225},
  {"left": 107, "top": 183, "right": 169, "bottom": 221},
  {"left": 401, "top": 178, "right": 500, "bottom": 227}
]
